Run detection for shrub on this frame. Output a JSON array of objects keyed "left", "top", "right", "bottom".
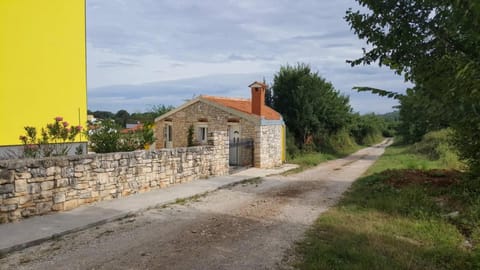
[
  {"left": 409, "top": 129, "right": 463, "bottom": 170},
  {"left": 286, "top": 130, "right": 300, "bottom": 159},
  {"left": 19, "top": 116, "right": 83, "bottom": 158},
  {"left": 317, "top": 129, "right": 357, "bottom": 155},
  {"left": 88, "top": 119, "right": 120, "bottom": 153},
  {"left": 88, "top": 120, "right": 155, "bottom": 153}
]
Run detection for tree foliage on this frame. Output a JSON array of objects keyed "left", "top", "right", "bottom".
[
  {"left": 397, "top": 87, "right": 449, "bottom": 143},
  {"left": 271, "top": 64, "right": 352, "bottom": 149},
  {"left": 346, "top": 0, "right": 480, "bottom": 171},
  {"left": 90, "top": 104, "right": 174, "bottom": 126}
]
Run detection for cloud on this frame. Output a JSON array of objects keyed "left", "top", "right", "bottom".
[
  {"left": 86, "top": 0, "right": 410, "bottom": 114},
  {"left": 96, "top": 58, "right": 140, "bottom": 68}
]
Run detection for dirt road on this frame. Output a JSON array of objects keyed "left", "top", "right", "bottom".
[{"left": 0, "top": 139, "right": 391, "bottom": 270}]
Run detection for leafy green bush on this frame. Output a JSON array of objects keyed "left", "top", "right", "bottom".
[
  {"left": 286, "top": 129, "right": 300, "bottom": 159},
  {"left": 350, "top": 113, "right": 386, "bottom": 145},
  {"left": 88, "top": 120, "right": 156, "bottom": 153},
  {"left": 317, "top": 129, "right": 358, "bottom": 155},
  {"left": 409, "top": 129, "right": 463, "bottom": 170},
  {"left": 88, "top": 119, "right": 121, "bottom": 153}
]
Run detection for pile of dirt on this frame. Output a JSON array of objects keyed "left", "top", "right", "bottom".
[{"left": 383, "top": 169, "right": 462, "bottom": 188}]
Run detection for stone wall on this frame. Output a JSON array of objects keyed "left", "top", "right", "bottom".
[
  {"left": 0, "top": 132, "right": 228, "bottom": 223},
  {"left": 255, "top": 124, "right": 283, "bottom": 168}
]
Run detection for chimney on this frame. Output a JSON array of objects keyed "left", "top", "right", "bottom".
[{"left": 249, "top": 81, "right": 267, "bottom": 116}]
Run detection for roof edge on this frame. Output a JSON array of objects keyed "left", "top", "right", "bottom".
[{"left": 154, "top": 98, "right": 201, "bottom": 122}]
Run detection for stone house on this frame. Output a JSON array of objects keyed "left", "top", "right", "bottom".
[{"left": 154, "top": 82, "right": 285, "bottom": 168}]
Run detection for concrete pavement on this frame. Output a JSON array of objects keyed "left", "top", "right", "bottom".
[{"left": 0, "top": 164, "right": 297, "bottom": 255}]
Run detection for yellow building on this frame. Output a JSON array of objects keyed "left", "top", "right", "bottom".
[{"left": 0, "top": 0, "right": 87, "bottom": 156}]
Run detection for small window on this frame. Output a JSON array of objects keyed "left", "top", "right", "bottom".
[
  {"left": 197, "top": 126, "right": 208, "bottom": 144},
  {"left": 164, "top": 124, "right": 173, "bottom": 142}
]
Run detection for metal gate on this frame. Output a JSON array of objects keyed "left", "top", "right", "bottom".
[{"left": 229, "top": 138, "right": 254, "bottom": 166}]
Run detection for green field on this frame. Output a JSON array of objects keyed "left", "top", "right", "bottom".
[{"left": 294, "top": 144, "right": 480, "bottom": 269}]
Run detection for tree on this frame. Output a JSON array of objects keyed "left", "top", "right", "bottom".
[
  {"left": 92, "top": 110, "right": 114, "bottom": 120},
  {"left": 345, "top": 0, "right": 480, "bottom": 171},
  {"left": 271, "top": 64, "right": 352, "bottom": 149},
  {"left": 114, "top": 110, "right": 130, "bottom": 128},
  {"left": 150, "top": 104, "right": 174, "bottom": 119},
  {"left": 397, "top": 87, "right": 449, "bottom": 143}
]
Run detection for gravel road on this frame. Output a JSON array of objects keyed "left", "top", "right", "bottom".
[{"left": 0, "top": 139, "right": 392, "bottom": 270}]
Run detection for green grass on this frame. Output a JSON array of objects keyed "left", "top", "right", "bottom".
[
  {"left": 287, "top": 152, "right": 339, "bottom": 172},
  {"left": 287, "top": 145, "right": 363, "bottom": 174},
  {"left": 365, "top": 144, "right": 458, "bottom": 175},
  {"left": 294, "top": 144, "right": 480, "bottom": 270}
]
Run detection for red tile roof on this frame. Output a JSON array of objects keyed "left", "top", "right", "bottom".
[
  {"left": 120, "top": 123, "right": 144, "bottom": 134},
  {"left": 201, "top": 95, "right": 281, "bottom": 121}
]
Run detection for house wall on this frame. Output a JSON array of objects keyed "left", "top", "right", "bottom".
[
  {"left": 0, "top": 1, "right": 87, "bottom": 147},
  {"left": 0, "top": 132, "right": 229, "bottom": 223},
  {"left": 254, "top": 124, "right": 284, "bottom": 168},
  {"left": 155, "top": 101, "right": 256, "bottom": 149}
]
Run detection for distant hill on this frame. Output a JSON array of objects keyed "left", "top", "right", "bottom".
[{"left": 378, "top": 111, "right": 400, "bottom": 121}]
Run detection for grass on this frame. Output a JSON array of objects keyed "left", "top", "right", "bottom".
[
  {"left": 286, "top": 152, "right": 340, "bottom": 174},
  {"left": 294, "top": 143, "right": 480, "bottom": 270},
  {"left": 365, "top": 144, "right": 457, "bottom": 175},
  {"left": 287, "top": 145, "right": 362, "bottom": 174}
]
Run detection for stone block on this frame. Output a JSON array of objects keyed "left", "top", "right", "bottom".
[
  {"left": 15, "top": 172, "right": 31, "bottom": 180},
  {"left": 63, "top": 199, "right": 78, "bottom": 211},
  {"left": 55, "top": 178, "right": 69, "bottom": 188},
  {"left": 79, "top": 191, "right": 91, "bottom": 199},
  {"left": 18, "top": 195, "right": 32, "bottom": 205},
  {"left": 15, "top": 179, "right": 27, "bottom": 193},
  {"left": 21, "top": 207, "right": 36, "bottom": 217},
  {"left": 53, "top": 193, "right": 66, "bottom": 204},
  {"left": 0, "top": 204, "right": 17, "bottom": 212},
  {"left": 30, "top": 168, "right": 47, "bottom": 178},
  {"left": 52, "top": 203, "right": 64, "bottom": 211},
  {"left": 36, "top": 202, "right": 53, "bottom": 215},
  {"left": 34, "top": 190, "right": 53, "bottom": 202},
  {"left": 74, "top": 165, "right": 84, "bottom": 172},
  {"left": 0, "top": 184, "right": 14, "bottom": 194},
  {"left": 0, "top": 169, "right": 14, "bottom": 184},
  {"left": 46, "top": 166, "right": 56, "bottom": 176},
  {"left": 40, "top": 181, "right": 54, "bottom": 191},
  {"left": 61, "top": 167, "right": 74, "bottom": 178}
]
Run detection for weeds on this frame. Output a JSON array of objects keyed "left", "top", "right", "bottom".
[{"left": 294, "top": 141, "right": 479, "bottom": 270}]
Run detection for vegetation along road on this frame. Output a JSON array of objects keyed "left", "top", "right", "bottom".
[{"left": 0, "top": 140, "right": 391, "bottom": 270}]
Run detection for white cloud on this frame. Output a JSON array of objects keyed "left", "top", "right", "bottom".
[{"left": 86, "top": 0, "right": 409, "bottom": 114}]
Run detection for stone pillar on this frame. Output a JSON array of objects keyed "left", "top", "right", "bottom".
[{"left": 208, "top": 131, "right": 229, "bottom": 176}]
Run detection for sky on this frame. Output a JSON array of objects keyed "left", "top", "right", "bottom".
[{"left": 86, "top": 0, "right": 410, "bottom": 114}]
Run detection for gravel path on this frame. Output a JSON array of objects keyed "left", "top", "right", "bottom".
[{"left": 0, "top": 139, "right": 392, "bottom": 270}]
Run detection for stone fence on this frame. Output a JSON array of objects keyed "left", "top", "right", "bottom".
[{"left": 0, "top": 131, "right": 229, "bottom": 223}]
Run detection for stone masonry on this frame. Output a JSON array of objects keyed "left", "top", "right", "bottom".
[
  {"left": 155, "top": 101, "right": 256, "bottom": 149},
  {"left": 0, "top": 132, "right": 228, "bottom": 223},
  {"left": 254, "top": 124, "right": 283, "bottom": 168}
]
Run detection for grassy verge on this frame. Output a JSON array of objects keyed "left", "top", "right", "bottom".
[
  {"left": 294, "top": 144, "right": 480, "bottom": 269},
  {"left": 287, "top": 145, "right": 363, "bottom": 174}
]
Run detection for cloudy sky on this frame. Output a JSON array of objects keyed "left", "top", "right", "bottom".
[{"left": 86, "top": 0, "right": 410, "bottom": 114}]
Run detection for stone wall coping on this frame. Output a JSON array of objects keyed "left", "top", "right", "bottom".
[{"left": 0, "top": 145, "right": 217, "bottom": 168}]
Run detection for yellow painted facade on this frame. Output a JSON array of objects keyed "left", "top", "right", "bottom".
[{"left": 0, "top": 0, "right": 87, "bottom": 146}]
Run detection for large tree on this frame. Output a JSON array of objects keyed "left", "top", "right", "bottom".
[
  {"left": 346, "top": 0, "right": 480, "bottom": 171},
  {"left": 271, "top": 64, "right": 352, "bottom": 148}
]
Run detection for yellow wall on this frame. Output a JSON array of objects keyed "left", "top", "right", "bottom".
[{"left": 0, "top": 0, "right": 87, "bottom": 146}]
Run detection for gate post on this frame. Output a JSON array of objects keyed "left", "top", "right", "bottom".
[{"left": 208, "top": 131, "right": 229, "bottom": 175}]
